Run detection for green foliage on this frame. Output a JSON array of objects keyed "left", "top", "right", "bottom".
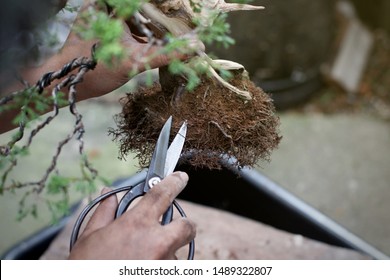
[
  {"left": 64, "top": 3, "right": 80, "bottom": 13},
  {"left": 196, "top": 12, "right": 235, "bottom": 49},
  {"left": 16, "top": 190, "right": 37, "bottom": 221},
  {"left": 46, "top": 175, "right": 70, "bottom": 222},
  {"left": 46, "top": 199, "right": 70, "bottom": 223},
  {"left": 47, "top": 175, "right": 70, "bottom": 195},
  {"left": 0, "top": 88, "right": 68, "bottom": 128},
  {"left": 101, "top": 0, "right": 143, "bottom": 18},
  {"left": 235, "top": 0, "right": 254, "bottom": 3},
  {"left": 1, "top": 0, "right": 238, "bottom": 222},
  {"left": 169, "top": 60, "right": 200, "bottom": 91},
  {"left": 161, "top": 34, "right": 195, "bottom": 55},
  {"left": 76, "top": 0, "right": 143, "bottom": 66},
  {"left": 0, "top": 145, "right": 29, "bottom": 194},
  {"left": 168, "top": 57, "right": 211, "bottom": 91},
  {"left": 218, "top": 68, "right": 233, "bottom": 81},
  {"left": 76, "top": 10, "right": 125, "bottom": 66}
]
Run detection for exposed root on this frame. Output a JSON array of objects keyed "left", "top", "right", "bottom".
[
  {"left": 208, "top": 121, "right": 233, "bottom": 143},
  {"left": 110, "top": 71, "right": 281, "bottom": 169}
]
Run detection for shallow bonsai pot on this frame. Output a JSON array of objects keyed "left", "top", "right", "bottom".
[{"left": 2, "top": 159, "right": 388, "bottom": 260}]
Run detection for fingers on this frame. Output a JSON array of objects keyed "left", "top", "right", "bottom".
[
  {"left": 132, "top": 45, "right": 189, "bottom": 71},
  {"left": 80, "top": 187, "right": 118, "bottom": 238},
  {"left": 134, "top": 172, "right": 189, "bottom": 220},
  {"left": 164, "top": 218, "right": 196, "bottom": 253},
  {"left": 122, "top": 32, "right": 205, "bottom": 72},
  {"left": 145, "top": 36, "right": 205, "bottom": 70}
]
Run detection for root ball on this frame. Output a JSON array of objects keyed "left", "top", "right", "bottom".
[{"left": 110, "top": 73, "right": 281, "bottom": 169}]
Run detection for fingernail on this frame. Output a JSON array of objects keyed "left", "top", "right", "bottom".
[{"left": 177, "top": 171, "right": 189, "bottom": 184}]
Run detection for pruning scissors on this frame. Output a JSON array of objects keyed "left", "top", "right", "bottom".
[{"left": 69, "top": 116, "right": 194, "bottom": 259}]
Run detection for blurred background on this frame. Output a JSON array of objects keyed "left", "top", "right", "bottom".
[{"left": 1, "top": 0, "right": 389, "bottom": 257}]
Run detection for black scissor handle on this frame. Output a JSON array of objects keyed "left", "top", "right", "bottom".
[
  {"left": 115, "top": 183, "right": 145, "bottom": 218},
  {"left": 70, "top": 185, "right": 135, "bottom": 251},
  {"left": 161, "top": 205, "right": 174, "bottom": 225},
  {"left": 116, "top": 177, "right": 173, "bottom": 224},
  {"left": 70, "top": 185, "right": 195, "bottom": 260},
  {"left": 117, "top": 185, "right": 177, "bottom": 228}
]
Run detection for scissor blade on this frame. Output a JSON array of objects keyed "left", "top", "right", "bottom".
[
  {"left": 144, "top": 116, "right": 172, "bottom": 191},
  {"left": 164, "top": 121, "right": 187, "bottom": 176}
]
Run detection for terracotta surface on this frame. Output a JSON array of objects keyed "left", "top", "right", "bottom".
[{"left": 41, "top": 199, "right": 370, "bottom": 260}]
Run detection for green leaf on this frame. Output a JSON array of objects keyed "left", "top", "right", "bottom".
[
  {"left": 47, "top": 175, "right": 70, "bottom": 195},
  {"left": 46, "top": 199, "right": 70, "bottom": 223},
  {"left": 50, "top": 91, "right": 68, "bottom": 107},
  {"left": 102, "top": 0, "right": 142, "bottom": 19},
  {"left": 16, "top": 191, "right": 37, "bottom": 221},
  {"left": 75, "top": 180, "right": 96, "bottom": 195},
  {"left": 218, "top": 68, "right": 233, "bottom": 81},
  {"left": 76, "top": 10, "right": 125, "bottom": 66},
  {"left": 197, "top": 12, "right": 235, "bottom": 49}
]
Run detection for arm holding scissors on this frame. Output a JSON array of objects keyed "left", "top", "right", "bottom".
[{"left": 68, "top": 172, "right": 196, "bottom": 260}]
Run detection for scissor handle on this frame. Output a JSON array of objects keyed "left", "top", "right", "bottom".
[
  {"left": 161, "top": 205, "right": 174, "bottom": 225},
  {"left": 70, "top": 185, "right": 135, "bottom": 251},
  {"left": 70, "top": 185, "right": 195, "bottom": 260},
  {"left": 116, "top": 190, "right": 193, "bottom": 259},
  {"left": 117, "top": 186, "right": 175, "bottom": 228},
  {"left": 115, "top": 183, "right": 145, "bottom": 218},
  {"left": 117, "top": 178, "right": 174, "bottom": 225}
]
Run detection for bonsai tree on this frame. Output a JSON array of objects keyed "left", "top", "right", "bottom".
[{"left": 0, "top": 0, "right": 280, "bottom": 221}]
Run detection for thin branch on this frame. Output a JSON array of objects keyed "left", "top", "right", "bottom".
[{"left": 1, "top": 46, "right": 98, "bottom": 193}]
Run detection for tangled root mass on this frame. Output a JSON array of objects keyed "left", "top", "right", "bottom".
[{"left": 110, "top": 73, "right": 282, "bottom": 169}]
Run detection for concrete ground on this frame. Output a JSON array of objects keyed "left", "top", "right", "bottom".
[
  {"left": 258, "top": 112, "right": 390, "bottom": 255},
  {"left": 1, "top": 93, "right": 389, "bottom": 257}
]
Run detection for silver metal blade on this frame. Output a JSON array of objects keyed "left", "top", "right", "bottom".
[
  {"left": 143, "top": 116, "right": 172, "bottom": 191},
  {"left": 164, "top": 121, "right": 187, "bottom": 176}
]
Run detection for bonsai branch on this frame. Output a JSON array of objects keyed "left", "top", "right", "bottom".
[{"left": 0, "top": 48, "right": 98, "bottom": 194}]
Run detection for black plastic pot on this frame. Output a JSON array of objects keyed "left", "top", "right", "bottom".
[
  {"left": 178, "top": 162, "right": 388, "bottom": 260},
  {"left": 2, "top": 160, "right": 388, "bottom": 260},
  {"left": 258, "top": 71, "right": 324, "bottom": 110}
]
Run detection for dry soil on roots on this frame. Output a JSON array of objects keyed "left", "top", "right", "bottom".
[{"left": 110, "top": 74, "right": 282, "bottom": 169}]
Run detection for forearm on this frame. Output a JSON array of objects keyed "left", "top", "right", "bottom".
[{"left": 0, "top": 37, "right": 131, "bottom": 134}]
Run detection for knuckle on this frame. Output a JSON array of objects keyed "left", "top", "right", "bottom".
[
  {"left": 181, "top": 218, "right": 197, "bottom": 238},
  {"left": 154, "top": 186, "right": 173, "bottom": 203},
  {"left": 172, "top": 218, "right": 196, "bottom": 241}
]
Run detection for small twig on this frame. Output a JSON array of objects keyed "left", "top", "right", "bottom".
[
  {"left": 203, "top": 86, "right": 210, "bottom": 101},
  {"left": 68, "top": 65, "right": 98, "bottom": 179},
  {"left": 129, "top": 12, "right": 162, "bottom": 75},
  {"left": 0, "top": 158, "right": 17, "bottom": 193},
  {"left": 1, "top": 46, "right": 98, "bottom": 193},
  {"left": 0, "top": 91, "right": 20, "bottom": 106},
  {"left": 133, "top": 11, "right": 154, "bottom": 41},
  {"left": 1, "top": 56, "right": 97, "bottom": 156},
  {"left": 25, "top": 74, "right": 72, "bottom": 147}
]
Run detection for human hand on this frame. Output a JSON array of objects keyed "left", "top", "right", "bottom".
[
  {"left": 0, "top": 1, "right": 203, "bottom": 134},
  {"left": 68, "top": 172, "right": 196, "bottom": 260}
]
